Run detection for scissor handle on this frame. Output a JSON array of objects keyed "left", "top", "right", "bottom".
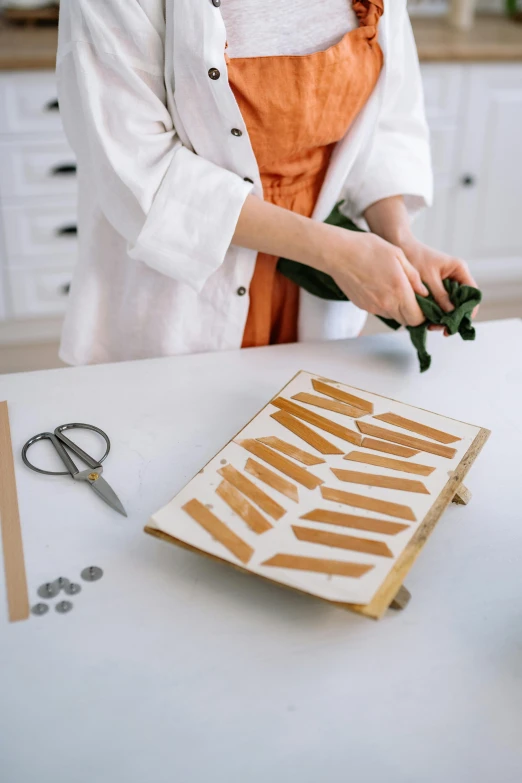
[{"left": 22, "top": 423, "right": 111, "bottom": 477}]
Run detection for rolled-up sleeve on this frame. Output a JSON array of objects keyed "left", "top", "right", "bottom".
[
  {"left": 56, "top": 0, "right": 252, "bottom": 291},
  {"left": 342, "top": 8, "right": 433, "bottom": 222}
]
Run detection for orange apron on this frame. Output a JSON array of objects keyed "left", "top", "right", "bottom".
[{"left": 225, "top": 0, "right": 384, "bottom": 348}]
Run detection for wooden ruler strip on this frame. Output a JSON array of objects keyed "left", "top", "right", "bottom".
[
  {"left": 261, "top": 553, "right": 374, "bottom": 578},
  {"left": 271, "top": 397, "right": 363, "bottom": 446},
  {"left": 292, "top": 392, "right": 365, "bottom": 419},
  {"left": 245, "top": 458, "right": 299, "bottom": 503},
  {"left": 257, "top": 436, "right": 325, "bottom": 466},
  {"left": 331, "top": 468, "right": 430, "bottom": 495},
  {"left": 270, "top": 410, "right": 344, "bottom": 455},
  {"left": 301, "top": 508, "right": 409, "bottom": 536},
  {"left": 0, "top": 401, "right": 29, "bottom": 622},
  {"left": 216, "top": 480, "right": 273, "bottom": 534},
  {"left": 237, "top": 438, "right": 323, "bottom": 490},
  {"left": 373, "top": 412, "right": 461, "bottom": 444},
  {"left": 321, "top": 485, "right": 416, "bottom": 521},
  {"left": 361, "top": 437, "right": 420, "bottom": 458},
  {"left": 343, "top": 451, "right": 435, "bottom": 476},
  {"left": 311, "top": 379, "right": 374, "bottom": 414},
  {"left": 218, "top": 464, "right": 285, "bottom": 520},
  {"left": 357, "top": 421, "right": 457, "bottom": 459},
  {"left": 292, "top": 524, "right": 393, "bottom": 558},
  {"left": 182, "top": 498, "right": 254, "bottom": 564}
]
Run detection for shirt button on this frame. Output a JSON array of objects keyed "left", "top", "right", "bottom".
[
  {"left": 212, "top": 0, "right": 221, "bottom": 6},
  {"left": 243, "top": 177, "right": 254, "bottom": 184},
  {"left": 237, "top": 286, "right": 247, "bottom": 296},
  {"left": 231, "top": 128, "right": 243, "bottom": 137},
  {"left": 208, "top": 68, "right": 220, "bottom": 80}
]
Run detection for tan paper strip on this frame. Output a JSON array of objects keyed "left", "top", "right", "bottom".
[
  {"left": 245, "top": 458, "right": 299, "bottom": 503},
  {"left": 321, "top": 485, "right": 416, "bottom": 521},
  {"left": 331, "top": 468, "right": 430, "bottom": 495},
  {"left": 216, "top": 480, "right": 273, "bottom": 534},
  {"left": 272, "top": 397, "right": 363, "bottom": 446},
  {"left": 257, "top": 436, "right": 326, "bottom": 466},
  {"left": 182, "top": 498, "right": 254, "bottom": 564},
  {"left": 344, "top": 450, "right": 435, "bottom": 476},
  {"left": 218, "top": 464, "right": 285, "bottom": 520},
  {"left": 374, "top": 412, "right": 461, "bottom": 444},
  {"left": 361, "top": 437, "right": 420, "bottom": 458},
  {"left": 301, "top": 508, "right": 409, "bottom": 536},
  {"left": 0, "top": 401, "right": 29, "bottom": 623},
  {"left": 292, "top": 524, "right": 393, "bottom": 558},
  {"left": 311, "top": 379, "right": 374, "bottom": 414},
  {"left": 262, "top": 553, "right": 374, "bottom": 578},
  {"left": 270, "top": 410, "right": 344, "bottom": 455},
  {"left": 292, "top": 392, "right": 365, "bottom": 419},
  {"left": 237, "top": 439, "right": 323, "bottom": 490},
  {"left": 357, "top": 421, "right": 457, "bottom": 459}
]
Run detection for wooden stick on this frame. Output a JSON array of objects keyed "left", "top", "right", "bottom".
[
  {"left": 374, "top": 412, "right": 461, "bottom": 444},
  {"left": 257, "top": 436, "right": 325, "bottom": 466},
  {"left": 245, "top": 458, "right": 299, "bottom": 503},
  {"left": 216, "top": 480, "right": 273, "bottom": 534},
  {"left": 237, "top": 439, "right": 323, "bottom": 490},
  {"left": 218, "top": 464, "right": 285, "bottom": 520},
  {"left": 311, "top": 379, "right": 374, "bottom": 414},
  {"left": 361, "top": 437, "right": 420, "bottom": 458},
  {"left": 292, "top": 525, "right": 393, "bottom": 558},
  {"left": 271, "top": 397, "right": 363, "bottom": 446},
  {"left": 261, "top": 553, "right": 374, "bottom": 578},
  {"left": 357, "top": 422, "right": 457, "bottom": 459},
  {"left": 452, "top": 484, "right": 472, "bottom": 505},
  {"left": 182, "top": 499, "right": 254, "bottom": 564},
  {"left": 0, "top": 401, "right": 29, "bottom": 622},
  {"left": 321, "top": 485, "right": 416, "bottom": 522},
  {"left": 301, "top": 508, "right": 409, "bottom": 536},
  {"left": 331, "top": 468, "right": 430, "bottom": 495},
  {"left": 292, "top": 392, "right": 365, "bottom": 419},
  {"left": 344, "top": 451, "right": 435, "bottom": 476},
  {"left": 270, "top": 410, "right": 344, "bottom": 455},
  {"left": 389, "top": 585, "right": 411, "bottom": 611}
]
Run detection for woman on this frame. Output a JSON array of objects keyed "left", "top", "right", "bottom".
[{"left": 56, "top": 0, "right": 476, "bottom": 365}]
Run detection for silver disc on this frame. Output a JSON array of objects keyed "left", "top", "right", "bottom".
[
  {"left": 54, "top": 576, "right": 70, "bottom": 592},
  {"left": 81, "top": 566, "right": 103, "bottom": 582},
  {"left": 31, "top": 603, "right": 49, "bottom": 616},
  {"left": 55, "top": 600, "right": 73, "bottom": 614},
  {"left": 37, "top": 581, "right": 59, "bottom": 599},
  {"left": 64, "top": 582, "right": 81, "bottom": 595}
]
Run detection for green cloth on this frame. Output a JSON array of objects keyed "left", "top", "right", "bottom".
[{"left": 277, "top": 203, "right": 482, "bottom": 372}]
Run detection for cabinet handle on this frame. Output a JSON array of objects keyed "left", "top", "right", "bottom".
[
  {"left": 45, "top": 99, "right": 59, "bottom": 112},
  {"left": 56, "top": 225, "right": 78, "bottom": 237},
  {"left": 50, "top": 163, "right": 77, "bottom": 177},
  {"left": 60, "top": 283, "right": 71, "bottom": 296},
  {"left": 461, "top": 174, "right": 476, "bottom": 187}
]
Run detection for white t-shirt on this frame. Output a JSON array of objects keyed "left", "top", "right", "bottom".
[{"left": 221, "top": 0, "right": 358, "bottom": 58}]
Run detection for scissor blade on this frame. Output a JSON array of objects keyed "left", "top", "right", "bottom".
[{"left": 89, "top": 476, "right": 128, "bottom": 517}]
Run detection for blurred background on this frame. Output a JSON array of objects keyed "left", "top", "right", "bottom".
[{"left": 0, "top": 0, "right": 520, "bottom": 373}]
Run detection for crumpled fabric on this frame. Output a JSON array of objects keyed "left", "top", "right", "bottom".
[{"left": 277, "top": 203, "right": 482, "bottom": 372}]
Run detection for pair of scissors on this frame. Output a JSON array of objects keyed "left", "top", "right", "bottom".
[{"left": 22, "top": 423, "right": 127, "bottom": 517}]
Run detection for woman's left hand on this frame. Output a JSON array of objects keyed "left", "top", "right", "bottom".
[{"left": 396, "top": 236, "right": 480, "bottom": 332}]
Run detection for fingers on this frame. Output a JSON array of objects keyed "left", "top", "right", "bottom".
[
  {"left": 396, "top": 251, "right": 429, "bottom": 297},
  {"left": 423, "top": 274, "right": 454, "bottom": 313},
  {"left": 449, "top": 258, "right": 477, "bottom": 289}
]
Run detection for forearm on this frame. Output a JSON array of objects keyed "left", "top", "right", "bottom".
[
  {"left": 232, "top": 194, "right": 331, "bottom": 273},
  {"left": 363, "top": 195, "right": 414, "bottom": 247}
]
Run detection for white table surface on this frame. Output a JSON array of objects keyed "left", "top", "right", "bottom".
[{"left": 1, "top": 319, "right": 522, "bottom": 783}]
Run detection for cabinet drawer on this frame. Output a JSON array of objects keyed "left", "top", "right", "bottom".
[
  {"left": 0, "top": 72, "right": 64, "bottom": 135},
  {"left": 8, "top": 267, "right": 73, "bottom": 318},
  {"left": 2, "top": 203, "right": 78, "bottom": 260},
  {"left": 0, "top": 140, "right": 77, "bottom": 199},
  {"left": 421, "top": 64, "right": 463, "bottom": 120}
]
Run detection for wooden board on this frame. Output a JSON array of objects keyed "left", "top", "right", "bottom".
[{"left": 0, "top": 402, "right": 30, "bottom": 622}]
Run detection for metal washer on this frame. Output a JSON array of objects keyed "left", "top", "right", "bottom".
[
  {"left": 64, "top": 582, "right": 81, "bottom": 595},
  {"left": 31, "top": 603, "right": 49, "bottom": 617},
  {"left": 81, "top": 566, "right": 103, "bottom": 582},
  {"left": 56, "top": 600, "right": 73, "bottom": 614},
  {"left": 37, "top": 581, "right": 60, "bottom": 599},
  {"left": 54, "top": 576, "right": 70, "bottom": 592}
]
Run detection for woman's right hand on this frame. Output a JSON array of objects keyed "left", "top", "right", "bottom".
[{"left": 310, "top": 222, "right": 428, "bottom": 326}]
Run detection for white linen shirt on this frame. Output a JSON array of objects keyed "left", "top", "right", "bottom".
[{"left": 56, "top": 0, "right": 432, "bottom": 365}]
